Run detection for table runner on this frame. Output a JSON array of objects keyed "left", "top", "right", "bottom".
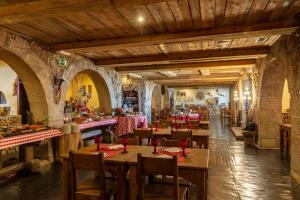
[{"left": 0, "top": 129, "right": 63, "bottom": 150}]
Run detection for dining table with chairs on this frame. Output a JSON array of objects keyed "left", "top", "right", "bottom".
[{"left": 62, "top": 142, "right": 209, "bottom": 200}]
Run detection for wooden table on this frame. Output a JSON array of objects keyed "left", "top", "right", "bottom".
[
  {"left": 199, "top": 121, "right": 210, "bottom": 129},
  {"left": 127, "top": 145, "right": 209, "bottom": 200},
  {"left": 62, "top": 144, "right": 209, "bottom": 200},
  {"left": 62, "top": 144, "right": 134, "bottom": 200},
  {"left": 280, "top": 123, "right": 291, "bottom": 160},
  {"left": 152, "top": 128, "right": 210, "bottom": 149}
]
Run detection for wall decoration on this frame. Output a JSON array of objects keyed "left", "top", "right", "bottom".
[
  {"left": 196, "top": 92, "right": 205, "bottom": 100},
  {"left": 174, "top": 88, "right": 229, "bottom": 107}
]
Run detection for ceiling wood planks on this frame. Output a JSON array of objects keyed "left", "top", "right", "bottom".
[
  {"left": 96, "top": 47, "right": 269, "bottom": 66},
  {"left": 115, "top": 59, "right": 256, "bottom": 72},
  {"left": 0, "top": 0, "right": 299, "bottom": 87}
]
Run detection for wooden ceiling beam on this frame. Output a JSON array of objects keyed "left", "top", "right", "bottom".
[
  {"left": 52, "top": 19, "right": 299, "bottom": 51},
  {"left": 166, "top": 81, "right": 235, "bottom": 87},
  {"left": 167, "top": 83, "right": 234, "bottom": 88},
  {"left": 115, "top": 59, "right": 256, "bottom": 72},
  {"left": 97, "top": 47, "right": 268, "bottom": 67},
  {"left": 0, "top": 0, "right": 172, "bottom": 25},
  {"left": 155, "top": 77, "right": 239, "bottom": 84},
  {"left": 147, "top": 73, "right": 241, "bottom": 81}
]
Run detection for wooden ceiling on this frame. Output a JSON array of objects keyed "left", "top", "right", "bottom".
[{"left": 0, "top": 0, "right": 299, "bottom": 87}]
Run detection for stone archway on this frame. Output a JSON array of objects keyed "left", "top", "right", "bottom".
[
  {"left": 0, "top": 49, "right": 49, "bottom": 123},
  {"left": 62, "top": 68, "right": 114, "bottom": 114},
  {"left": 257, "top": 59, "right": 286, "bottom": 148}
]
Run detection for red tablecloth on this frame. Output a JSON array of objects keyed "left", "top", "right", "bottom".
[
  {"left": 115, "top": 116, "right": 148, "bottom": 135},
  {"left": 0, "top": 129, "right": 63, "bottom": 150},
  {"left": 79, "top": 119, "right": 117, "bottom": 131}
]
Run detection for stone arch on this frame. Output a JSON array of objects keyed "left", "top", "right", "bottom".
[
  {"left": 62, "top": 67, "right": 116, "bottom": 114},
  {"left": 258, "top": 58, "right": 286, "bottom": 148},
  {"left": 0, "top": 48, "right": 49, "bottom": 123}
]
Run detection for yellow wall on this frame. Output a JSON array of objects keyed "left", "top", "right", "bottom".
[
  {"left": 66, "top": 73, "right": 100, "bottom": 109},
  {"left": 282, "top": 79, "right": 290, "bottom": 112},
  {"left": 0, "top": 60, "right": 18, "bottom": 115}
]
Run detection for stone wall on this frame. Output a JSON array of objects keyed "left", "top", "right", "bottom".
[
  {"left": 254, "top": 31, "right": 300, "bottom": 184},
  {"left": 0, "top": 29, "right": 122, "bottom": 127}
]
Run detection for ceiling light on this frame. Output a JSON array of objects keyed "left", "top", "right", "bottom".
[
  {"left": 137, "top": 16, "right": 145, "bottom": 23},
  {"left": 58, "top": 50, "right": 71, "bottom": 56},
  {"left": 161, "top": 71, "right": 177, "bottom": 77},
  {"left": 282, "top": 0, "right": 290, "bottom": 7},
  {"left": 200, "top": 69, "right": 210, "bottom": 76},
  {"left": 256, "top": 37, "right": 268, "bottom": 43},
  {"left": 128, "top": 73, "right": 142, "bottom": 79}
]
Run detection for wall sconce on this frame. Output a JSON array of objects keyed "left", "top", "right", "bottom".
[{"left": 233, "top": 90, "right": 239, "bottom": 101}]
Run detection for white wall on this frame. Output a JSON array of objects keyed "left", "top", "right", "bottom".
[
  {"left": 174, "top": 87, "right": 230, "bottom": 106},
  {"left": 0, "top": 60, "right": 18, "bottom": 115}
]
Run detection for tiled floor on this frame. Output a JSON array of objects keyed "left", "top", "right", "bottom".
[{"left": 0, "top": 117, "right": 300, "bottom": 200}]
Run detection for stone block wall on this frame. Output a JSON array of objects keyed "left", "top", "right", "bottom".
[
  {"left": 0, "top": 29, "right": 123, "bottom": 127},
  {"left": 254, "top": 31, "right": 300, "bottom": 184}
]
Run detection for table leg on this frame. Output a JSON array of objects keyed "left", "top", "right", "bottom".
[
  {"left": 180, "top": 169, "right": 206, "bottom": 200},
  {"left": 280, "top": 128, "right": 284, "bottom": 153},
  {"left": 286, "top": 130, "right": 290, "bottom": 161},
  {"left": 62, "top": 158, "right": 70, "bottom": 200},
  {"left": 116, "top": 165, "right": 127, "bottom": 200},
  {"left": 196, "top": 136, "right": 209, "bottom": 149},
  {"left": 129, "top": 165, "right": 137, "bottom": 200}
]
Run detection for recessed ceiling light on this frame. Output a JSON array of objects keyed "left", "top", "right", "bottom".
[
  {"left": 282, "top": 0, "right": 290, "bottom": 7},
  {"left": 137, "top": 16, "right": 145, "bottom": 23}
]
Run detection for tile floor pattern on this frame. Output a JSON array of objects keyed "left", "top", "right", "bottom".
[{"left": 0, "top": 117, "right": 300, "bottom": 200}]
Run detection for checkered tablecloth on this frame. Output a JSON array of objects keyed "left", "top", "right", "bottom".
[
  {"left": 0, "top": 129, "right": 63, "bottom": 150},
  {"left": 79, "top": 119, "right": 117, "bottom": 131},
  {"left": 115, "top": 116, "right": 148, "bottom": 135}
]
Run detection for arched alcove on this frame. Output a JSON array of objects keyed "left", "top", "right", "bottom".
[
  {"left": 0, "top": 49, "right": 48, "bottom": 122},
  {"left": 282, "top": 79, "right": 290, "bottom": 112},
  {"left": 64, "top": 69, "right": 112, "bottom": 113}
]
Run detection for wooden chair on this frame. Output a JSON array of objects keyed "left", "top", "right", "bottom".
[
  {"left": 133, "top": 128, "right": 153, "bottom": 146},
  {"left": 114, "top": 135, "right": 139, "bottom": 145},
  {"left": 221, "top": 108, "right": 231, "bottom": 126},
  {"left": 161, "top": 138, "right": 192, "bottom": 148},
  {"left": 137, "top": 153, "right": 187, "bottom": 200},
  {"left": 69, "top": 151, "right": 114, "bottom": 200},
  {"left": 171, "top": 130, "right": 193, "bottom": 148},
  {"left": 159, "top": 138, "right": 192, "bottom": 200}
]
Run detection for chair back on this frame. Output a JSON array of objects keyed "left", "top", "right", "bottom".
[
  {"left": 171, "top": 129, "right": 192, "bottom": 140},
  {"left": 137, "top": 153, "right": 179, "bottom": 200},
  {"left": 114, "top": 135, "right": 139, "bottom": 145},
  {"left": 133, "top": 128, "right": 153, "bottom": 145},
  {"left": 171, "top": 129, "right": 193, "bottom": 148},
  {"left": 69, "top": 151, "right": 106, "bottom": 200},
  {"left": 161, "top": 138, "right": 192, "bottom": 148}
]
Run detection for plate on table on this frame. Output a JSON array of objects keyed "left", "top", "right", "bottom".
[
  {"left": 105, "top": 144, "right": 123, "bottom": 150},
  {"left": 164, "top": 147, "right": 181, "bottom": 153}
]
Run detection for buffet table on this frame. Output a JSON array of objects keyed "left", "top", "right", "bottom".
[
  {"left": 116, "top": 116, "right": 148, "bottom": 135},
  {"left": 79, "top": 118, "right": 117, "bottom": 131},
  {"left": 0, "top": 129, "right": 63, "bottom": 150}
]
